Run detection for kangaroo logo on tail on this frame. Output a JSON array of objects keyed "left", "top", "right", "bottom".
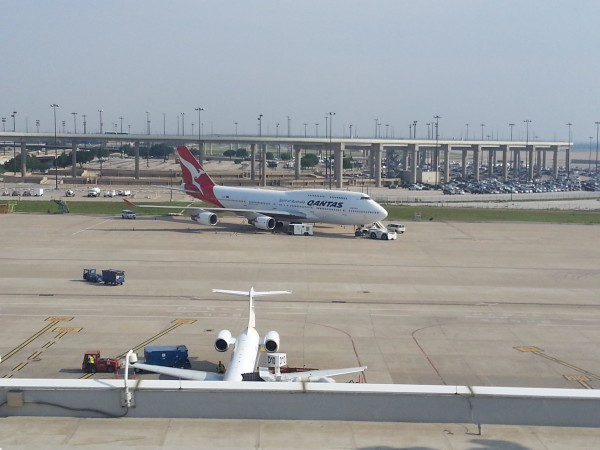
[{"left": 176, "top": 146, "right": 222, "bottom": 207}]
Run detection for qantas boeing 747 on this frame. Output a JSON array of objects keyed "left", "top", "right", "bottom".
[{"left": 125, "top": 146, "right": 387, "bottom": 231}]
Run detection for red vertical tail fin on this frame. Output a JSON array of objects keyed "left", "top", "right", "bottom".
[{"left": 176, "top": 146, "right": 220, "bottom": 206}]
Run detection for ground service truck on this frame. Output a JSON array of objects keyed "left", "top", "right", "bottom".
[{"left": 136, "top": 345, "right": 192, "bottom": 373}]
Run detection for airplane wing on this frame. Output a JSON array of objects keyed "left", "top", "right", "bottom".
[
  {"left": 124, "top": 199, "right": 307, "bottom": 221},
  {"left": 274, "top": 366, "right": 367, "bottom": 383},
  {"left": 132, "top": 363, "right": 224, "bottom": 381}
]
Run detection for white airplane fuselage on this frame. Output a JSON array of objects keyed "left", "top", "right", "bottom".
[
  {"left": 223, "top": 327, "right": 260, "bottom": 382},
  {"left": 211, "top": 185, "right": 387, "bottom": 225}
]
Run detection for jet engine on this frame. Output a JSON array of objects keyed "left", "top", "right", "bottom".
[
  {"left": 215, "top": 329, "right": 235, "bottom": 352},
  {"left": 191, "top": 211, "right": 218, "bottom": 225},
  {"left": 262, "top": 330, "right": 280, "bottom": 353},
  {"left": 251, "top": 215, "right": 276, "bottom": 230}
]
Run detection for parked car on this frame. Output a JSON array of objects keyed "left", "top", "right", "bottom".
[
  {"left": 121, "top": 210, "right": 136, "bottom": 219},
  {"left": 387, "top": 223, "right": 406, "bottom": 234}
]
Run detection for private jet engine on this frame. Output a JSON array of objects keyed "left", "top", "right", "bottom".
[
  {"left": 262, "top": 330, "right": 280, "bottom": 353},
  {"left": 191, "top": 210, "right": 218, "bottom": 225},
  {"left": 215, "top": 329, "right": 235, "bottom": 352},
  {"left": 250, "top": 215, "right": 276, "bottom": 230}
]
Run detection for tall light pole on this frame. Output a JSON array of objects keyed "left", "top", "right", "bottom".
[
  {"left": 566, "top": 122, "right": 572, "bottom": 176},
  {"left": 98, "top": 109, "right": 103, "bottom": 133},
  {"left": 118, "top": 116, "right": 124, "bottom": 134},
  {"left": 595, "top": 121, "right": 599, "bottom": 174},
  {"left": 412, "top": 120, "right": 417, "bottom": 139},
  {"left": 71, "top": 112, "right": 77, "bottom": 134},
  {"left": 146, "top": 112, "right": 151, "bottom": 135},
  {"left": 524, "top": 119, "right": 531, "bottom": 178},
  {"left": 51, "top": 104, "right": 59, "bottom": 189},
  {"left": 589, "top": 136, "right": 593, "bottom": 171},
  {"left": 434, "top": 115, "right": 441, "bottom": 185},
  {"left": 257, "top": 114, "right": 263, "bottom": 136},
  {"left": 349, "top": 124, "right": 353, "bottom": 139},
  {"left": 465, "top": 123, "right": 469, "bottom": 140},
  {"left": 1, "top": 117, "right": 5, "bottom": 132},
  {"left": 509, "top": 123, "right": 515, "bottom": 141},
  {"left": 195, "top": 108, "right": 204, "bottom": 137},
  {"left": 287, "top": 116, "right": 291, "bottom": 137},
  {"left": 315, "top": 122, "right": 319, "bottom": 137},
  {"left": 480, "top": 123, "right": 485, "bottom": 140},
  {"left": 327, "top": 112, "right": 335, "bottom": 189},
  {"left": 373, "top": 118, "right": 379, "bottom": 138},
  {"left": 303, "top": 122, "right": 307, "bottom": 137},
  {"left": 11, "top": 111, "right": 17, "bottom": 174},
  {"left": 36, "top": 120, "right": 40, "bottom": 133},
  {"left": 163, "top": 113, "right": 166, "bottom": 135},
  {"left": 181, "top": 112, "right": 185, "bottom": 135},
  {"left": 385, "top": 124, "right": 389, "bottom": 139},
  {"left": 82, "top": 114, "right": 87, "bottom": 134}
]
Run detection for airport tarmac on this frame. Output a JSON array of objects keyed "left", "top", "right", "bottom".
[{"left": 0, "top": 212, "right": 599, "bottom": 448}]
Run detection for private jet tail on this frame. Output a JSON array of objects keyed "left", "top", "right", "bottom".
[
  {"left": 212, "top": 287, "right": 292, "bottom": 329},
  {"left": 176, "top": 146, "right": 221, "bottom": 206}
]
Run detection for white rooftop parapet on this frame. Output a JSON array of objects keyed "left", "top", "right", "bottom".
[{"left": 0, "top": 379, "right": 599, "bottom": 426}]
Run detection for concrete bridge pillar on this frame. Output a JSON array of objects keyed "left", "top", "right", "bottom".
[
  {"left": 501, "top": 145, "right": 508, "bottom": 181},
  {"left": 542, "top": 148, "right": 547, "bottom": 172},
  {"left": 250, "top": 144, "right": 256, "bottom": 181},
  {"left": 528, "top": 145, "right": 534, "bottom": 180},
  {"left": 472, "top": 144, "right": 480, "bottom": 181},
  {"left": 514, "top": 149, "right": 520, "bottom": 178},
  {"left": 199, "top": 142, "right": 205, "bottom": 165},
  {"left": 536, "top": 148, "right": 542, "bottom": 176},
  {"left": 294, "top": 146, "right": 301, "bottom": 180},
  {"left": 461, "top": 149, "right": 468, "bottom": 179},
  {"left": 134, "top": 141, "right": 140, "bottom": 179},
  {"left": 488, "top": 148, "right": 494, "bottom": 178},
  {"left": 442, "top": 144, "right": 450, "bottom": 183},
  {"left": 566, "top": 147, "right": 571, "bottom": 174},
  {"left": 20, "top": 142, "right": 26, "bottom": 178},
  {"left": 409, "top": 144, "right": 417, "bottom": 183},
  {"left": 551, "top": 145, "right": 559, "bottom": 178},
  {"left": 334, "top": 142, "right": 345, "bottom": 189},
  {"left": 71, "top": 142, "right": 78, "bottom": 178},
  {"left": 260, "top": 144, "right": 267, "bottom": 187},
  {"left": 402, "top": 148, "right": 409, "bottom": 172},
  {"left": 368, "top": 147, "right": 375, "bottom": 178},
  {"left": 373, "top": 143, "right": 383, "bottom": 187}
]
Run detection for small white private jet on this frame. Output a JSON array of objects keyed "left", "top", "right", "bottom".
[
  {"left": 131, "top": 288, "right": 367, "bottom": 382},
  {"left": 124, "top": 146, "right": 388, "bottom": 231}
]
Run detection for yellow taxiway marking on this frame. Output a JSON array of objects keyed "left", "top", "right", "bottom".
[
  {"left": 564, "top": 375, "right": 593, "bottom": 389},
  {"left": 28, "top": 351, "right": 42, "bottom": 360},
  {"left": 516, "top": 346, "right": 600, "bottom": 381},
  {"left": 12, "top": 362, "right": 28, "bottom": 372},
  {"left": 0, "top": 318, "right": 73, "bottom": 364}
]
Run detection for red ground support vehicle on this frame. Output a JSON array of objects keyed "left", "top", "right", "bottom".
[{"left": 82, "top": 350, "right": 121, "bottom": 373}]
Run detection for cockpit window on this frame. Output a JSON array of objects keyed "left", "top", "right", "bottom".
[{"left": 360, "top": 196, "right": 371, "bottom": 200}]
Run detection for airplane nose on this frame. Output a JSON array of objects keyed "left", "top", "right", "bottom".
[{"left": 378, "top": 204, "right": 388, "bottom": 220}]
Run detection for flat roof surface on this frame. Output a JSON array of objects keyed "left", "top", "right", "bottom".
[{"left": 0, "top": 212, "right": 599, "bottom": 448}]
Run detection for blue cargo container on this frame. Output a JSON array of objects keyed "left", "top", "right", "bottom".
[{"left": 143, "top": 345, "right": 191, "bottom": 369}]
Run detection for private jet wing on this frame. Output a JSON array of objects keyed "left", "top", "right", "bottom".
[
  {"left": 132, "top": 363, "right": 366, "bottom": 382},
  {"left": 276, "top": 366, "right": 367, "bottom": 382},
  {"left": 132, "top": 363, "right": 224, "bottom": 381}
]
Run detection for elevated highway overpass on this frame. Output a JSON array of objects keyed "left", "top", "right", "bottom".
[{"left": 0, "top": 131, "right": 571, "bottom": 188}]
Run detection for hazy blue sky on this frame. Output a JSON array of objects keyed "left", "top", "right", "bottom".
[{"left": 2, "top": 0, "right": 599, "bottom": 141}]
